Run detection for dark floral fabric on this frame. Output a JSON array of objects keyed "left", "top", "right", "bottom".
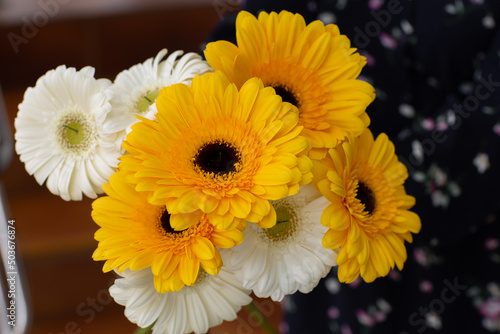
[{"left": 209, "top": 1, "right": 500, "bottom": 333}]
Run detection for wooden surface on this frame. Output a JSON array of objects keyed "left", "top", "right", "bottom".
[{"left": 0, "top": 4, "right": 282, "bottom": 334}]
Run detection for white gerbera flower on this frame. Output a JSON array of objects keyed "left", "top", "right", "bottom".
[
  {"left": 110, "top": 268, "right": 252, "bottom": 334},
  {"left": 222, "top": 184, "right": 337, "bottom": 302},
  {"left": 14, "top": 65, "right": 121, "bottom": 201},
  {"left": 104, "top": 48, "right": 212, "bottom": 134}
]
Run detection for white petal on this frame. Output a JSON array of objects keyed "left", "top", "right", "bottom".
[
  {"left": 107, "top": 49, "right": 213, "bottom": 135},
  {"left": 14, "top": 65, "right": 120, "bottom": 201},
  {"left": 241, "top": 245, "right": 268, "bottom": 283},
  {"left": 253, "top": 252, "right": 279, "bottom": 297},
  {"left": 109, "top": 268, "right": 250, "bottom": 334},
  {"left": 186, "top": 291, "right": 209, "bottom": 334},
  {"left": 223, "top": 185, "right": 336, "bottom": 301},
  {"left": 32, "top": 155, "right": 62, "bottom": 185}
]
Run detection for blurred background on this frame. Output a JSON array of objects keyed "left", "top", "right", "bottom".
[{"left": 0, "top": 0, "right": 281, "bottom": 333}]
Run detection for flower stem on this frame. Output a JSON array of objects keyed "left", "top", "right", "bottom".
[
  {"left": 134, "top": 324, "right": 153, "bottom": 334},
  {"left": 63, "top": 124, "right": 79, "bottom": 133},
  {"left": 246, "top": 302, "right": 279, "bottom": 334}
]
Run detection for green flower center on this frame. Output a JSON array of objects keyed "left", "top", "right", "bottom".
[
  {"left": 356, "top": 181, "right": 376, "bottom": 215},
  {"left": 266, "top": 206, "right": 292, "bottom": 237},
  {"left": 195, "top": 268, "right": 208, "bottom": 285},
  {"left": 64, "top": 122, "right": 85, "bottom": 145},
  {"left": 56, "top": 112, "right": 94, "bottom": 155},
  {"left": 263, "top": 203, "right": 297, "bottom": 241},
  {"left": 137, "top": 91, "right": 160, "bottom": 113}
]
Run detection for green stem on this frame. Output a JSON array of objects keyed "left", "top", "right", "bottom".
[
  {"left": 246, "top": 302, "right": 279, "bottom": 334},
  {"left": 63, "top": 124, "right": 78, "bottom": 133},
  {"left": 134, "top": 324, "right": 153, "bottom": 334}
]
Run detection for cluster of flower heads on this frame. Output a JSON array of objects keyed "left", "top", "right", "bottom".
[{"left": 14, "top": 10, "right": 421, "bottom": 334}]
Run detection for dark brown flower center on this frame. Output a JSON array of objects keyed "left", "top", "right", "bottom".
[
  {"left": 159, "top": 209, "right": 185, "bottom": 234},
  {"left": 272, "top": 84, "right": 299, "bottom": 107},
  {"left": 356, "top": 181, "right": 376, "bottom": 215},
  {"left": 194, "top": 141, "right": 240, "bottom": 176}
]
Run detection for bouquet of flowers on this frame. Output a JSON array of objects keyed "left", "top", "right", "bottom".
[{"left": 13, "top": 10, "right": 421, "bottom": 334}]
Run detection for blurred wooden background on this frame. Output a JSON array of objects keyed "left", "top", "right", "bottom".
[{"left": 0, "top": 1, "right": 282, "bottom": 333}]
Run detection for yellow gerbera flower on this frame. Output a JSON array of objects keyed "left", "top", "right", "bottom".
[
  {"left": 92, "top": 170, "right": 245, "bottom": 293},
  {"left": 314, "top": 129, "right": 421, "bottom": 283},
  {"left": 120, "top": 71, "right": 312, "bottom": 231},
  {"left": 204, "top": 10, "right": 375, "bottom": 152}
]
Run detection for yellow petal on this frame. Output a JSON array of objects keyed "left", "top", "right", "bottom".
[
  {"left": 322, "top": 228, "right": 347, "bottom": 249},
  {"left": 237, "top": 11, "right": 269, "bottom": 62},
  {"left": 210, "top": 229, "right": 244, "bottom": 248},
  {"left": 321, "top": 201, "right": 350, "bottom": 230},
  {"left": 228, "top": 195, "right": 252, "bottom": 218},
  {"left": 162, "top": 270, "right": 185, "bottom": 292},
  {"left": 215, "top": 197, "right": 230, "bottom": 215},
  {"left": 151, "top": 251, "right": 174, "bottom": 276},
  {"left": 179, "top": 255, "right": 200, "bottom": 286},
  {"left": 263, "top": 184, "right": 289, "bottom": 200},
  {"left": 208, "top": 212, "right": 240, "bottom": 230},
  {"left": 162, "top": 254, "right": 181, "bottom": 280},
  {"left": 204, "top": 41, "right": 241, "bottom": 82},
  {"left": 301, "top": 31, "right": 331, "bottom": 70},
  {"left": 368, "top": 133, "right": 395, "bottom": 171},
  {"left": 177, "top": 190, "right": 202, "bottom": 213},
  {"left": 196, "top": 194, "right": 219, "bottom": 214},
  {"left": 200, "top": 251, "right": 223, "bottom": 275},
  {"left": 395, "top": 210, "right": 422, "bottom": 234},
  {"left": 191, "top": 237, "right": 216, "bottom": 260},
  {"left": 368, "top": 238, "right": 391, "bottom": 277},
  {"left": 356, "top": 235, "right": 370, "bottom": 265},
  {"left": 337, "top": 258, "right": 360, "bottom": 283},
  {"left": 359, "top": 258, "right": 378, "bottom": 283},
  {"left": 253, "top": 164, "right": 294, "bottom": 185},
  {"left": 255, "top": 204, "right": 276, "bottom": 228},
  {"left": 345, "top": 223, "right": 363, "bottom": 259},
  {"left": 170, "top": 211, "right": 203, "bottom": 230}
]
